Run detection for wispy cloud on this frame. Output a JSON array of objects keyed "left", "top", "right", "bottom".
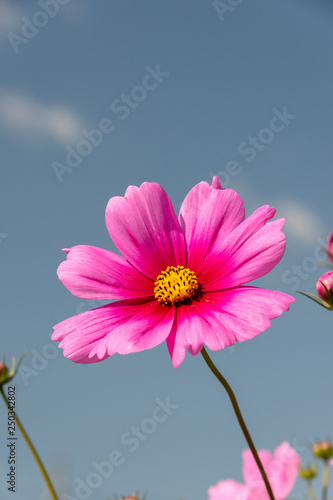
[
  {"left": 276, "top": 199, "right": 326, "bottom": 245},
  {"left": 0, "top": 1, "right": 21, "bottom": 34},
  {"left": 213, "top": 175, "right": 328, "bottom": 247},
  {"left": 0, "top": 90, "right": 85, "bottom": 145}
]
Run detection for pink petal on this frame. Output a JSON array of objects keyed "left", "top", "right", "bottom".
[
  {"left": 208, "top": 480, "right": 250, "bottom": 500},
  {"left": 167, "top": 287, "right": 294, "bottom": 367},
  {"left": 105, "top": 182, "right": 187, "bottom": 280},
  {"left": 269, "top": 442, "right": 301, "bottom": 499},
  {"left": 203, "top": 287, "right": 294, "bottom": 342},
  {"left": 52, "top": 298, "right": 175, "bottom": 363},
  {"left": 247, "top": 490, "right": 272, "bottom": 500},
  {"left": 179, "top": 179, "right": 244, "bottom": 271},
  {"left": 198, "top": 206, "right": 286, "bottom": 290},
  {"left": 212, "top": 176, "right": 223, "bottom": 189},
  {"left": 57, "top": 245, "right": 154, "bottom": 300},
  {"left": 205, "top": 204, "right": 276, "bottom": 260},
  {"left": 243, "top": 443, "right": 300, "bottom": 500},
  {"left": 243, "top": 449, "right": 273, "bottom": 490},
  {"left": 220, "top": 219, "right": 285, "bottom": 288},
  {"left": 166, "top": 297, "right": 237, "bottom": 368}
]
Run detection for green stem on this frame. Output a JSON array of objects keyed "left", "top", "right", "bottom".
[
  {"left": 200, "top": 346, "right": 275, "bottom": 500},
  {"left": 322, "top": 460, "right": 329, "bottom": 500},
  {"left": 307, "top": 480, "right": 318, "bottom": 500},
  {"left": 0, "top": 387, "right": 58, "bottom": 500}
]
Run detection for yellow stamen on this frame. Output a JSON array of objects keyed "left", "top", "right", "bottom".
[{"left": 154, "top": 265, "right": 199, "bottom": 306}]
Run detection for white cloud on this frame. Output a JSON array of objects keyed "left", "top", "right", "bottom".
[
  {"left": 275, "top": 199, "right": 326, "bottom": 245},
  {"left": 0, "top": 90, "right": 85, "bottom": 145},
  {"left": 0, "top": 0, "right": 87, "bottom": 37},
  {"left": 212, "top": 175, "right": 328, "bottom": 246},
  {"left": 0, "top": 1, "right": 21, "bottom": 33}
]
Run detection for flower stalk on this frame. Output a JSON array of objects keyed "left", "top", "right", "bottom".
[
  {"left": 200, "top": 346, "right": 275, "bottom": 500},
  {"left": 0, "top": 386, "right": 58, "bottom": 500},
  {"left": 306, "top": 481, "right": 318, "bottom": 500},
  {"left": 322, "top": 460, "right": 330, "bottom": 500}
]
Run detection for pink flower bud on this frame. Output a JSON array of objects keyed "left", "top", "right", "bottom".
[
  {"left": 316, "top": 271, "right": 333, "bottom": 305},
  {"left": 327, "top": 232, "right": 333, "bottom": 262}
]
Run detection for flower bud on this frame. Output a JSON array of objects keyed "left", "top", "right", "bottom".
[
  {"left": 300, "top": 464, "right": 317, "bottom": 480},
  {"left": 312, "top": 441, "right": 333, "bottom": 460},
  {"left": 316, "top": 271, "right": 333, "bottom": 307},
  {"left": 327, "top": 232, "right": 333, "bottom": 262},
  {"left": 0, "top": 353, "right": 27, "bottom": 387},
  {"left": 0, "top": 362, "right": 9, "bottom": 383}
]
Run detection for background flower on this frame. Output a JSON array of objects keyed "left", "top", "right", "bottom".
[{"left": 208, "top": 442, "right": 300, "bottom": 500}]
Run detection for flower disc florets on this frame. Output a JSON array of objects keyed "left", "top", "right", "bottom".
[{"left": 154, "top": 265, "right": 199, "bottom": 306}]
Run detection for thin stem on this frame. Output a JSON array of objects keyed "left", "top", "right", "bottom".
[
  {"left": 0, "top": 387, "right": 58, "bottom": 500},
  {"left": 322, "top": 460, "right": 330, "bottom": 500},
  {"left": 307, "top": 480, "right": 318, "bottom": 500},
  {"left": 200, "top": 346, "right": 275, "bottom": 500}
]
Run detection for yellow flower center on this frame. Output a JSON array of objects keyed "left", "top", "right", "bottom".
[{"left": 154, "top": 266, "right": 199, "bottom": 306}]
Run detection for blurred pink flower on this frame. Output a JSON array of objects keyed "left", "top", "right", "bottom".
[
  {"left": 208, "top": 442, "right": 300, "bottom": 500},
  {"left": 327, "top": 232, "right": 333, "bottom": 262},
  {"left": 52, "top": 178, "right": 294, "bottom": 368},
  {"left": 316, "top": 271, "right": 333, "bottom": 306}
]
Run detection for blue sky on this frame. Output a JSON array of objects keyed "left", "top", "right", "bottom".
[{"left": 1, "top": 1, "right": 333, "bottom": 499}]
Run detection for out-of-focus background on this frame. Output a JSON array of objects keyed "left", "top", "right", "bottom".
[{"left": 1, "top": 1, "right": 333, "bottom": 499}]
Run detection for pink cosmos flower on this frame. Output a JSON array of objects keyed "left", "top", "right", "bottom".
[
  {"left": 208, "top": 442, "right": 301, "bottom": 500},
  {"left": 52, "top": 178, "right": 295, "bottom": 368},
  {"left": 327, "top": 232, "right": 333, "bottom": 262}
]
